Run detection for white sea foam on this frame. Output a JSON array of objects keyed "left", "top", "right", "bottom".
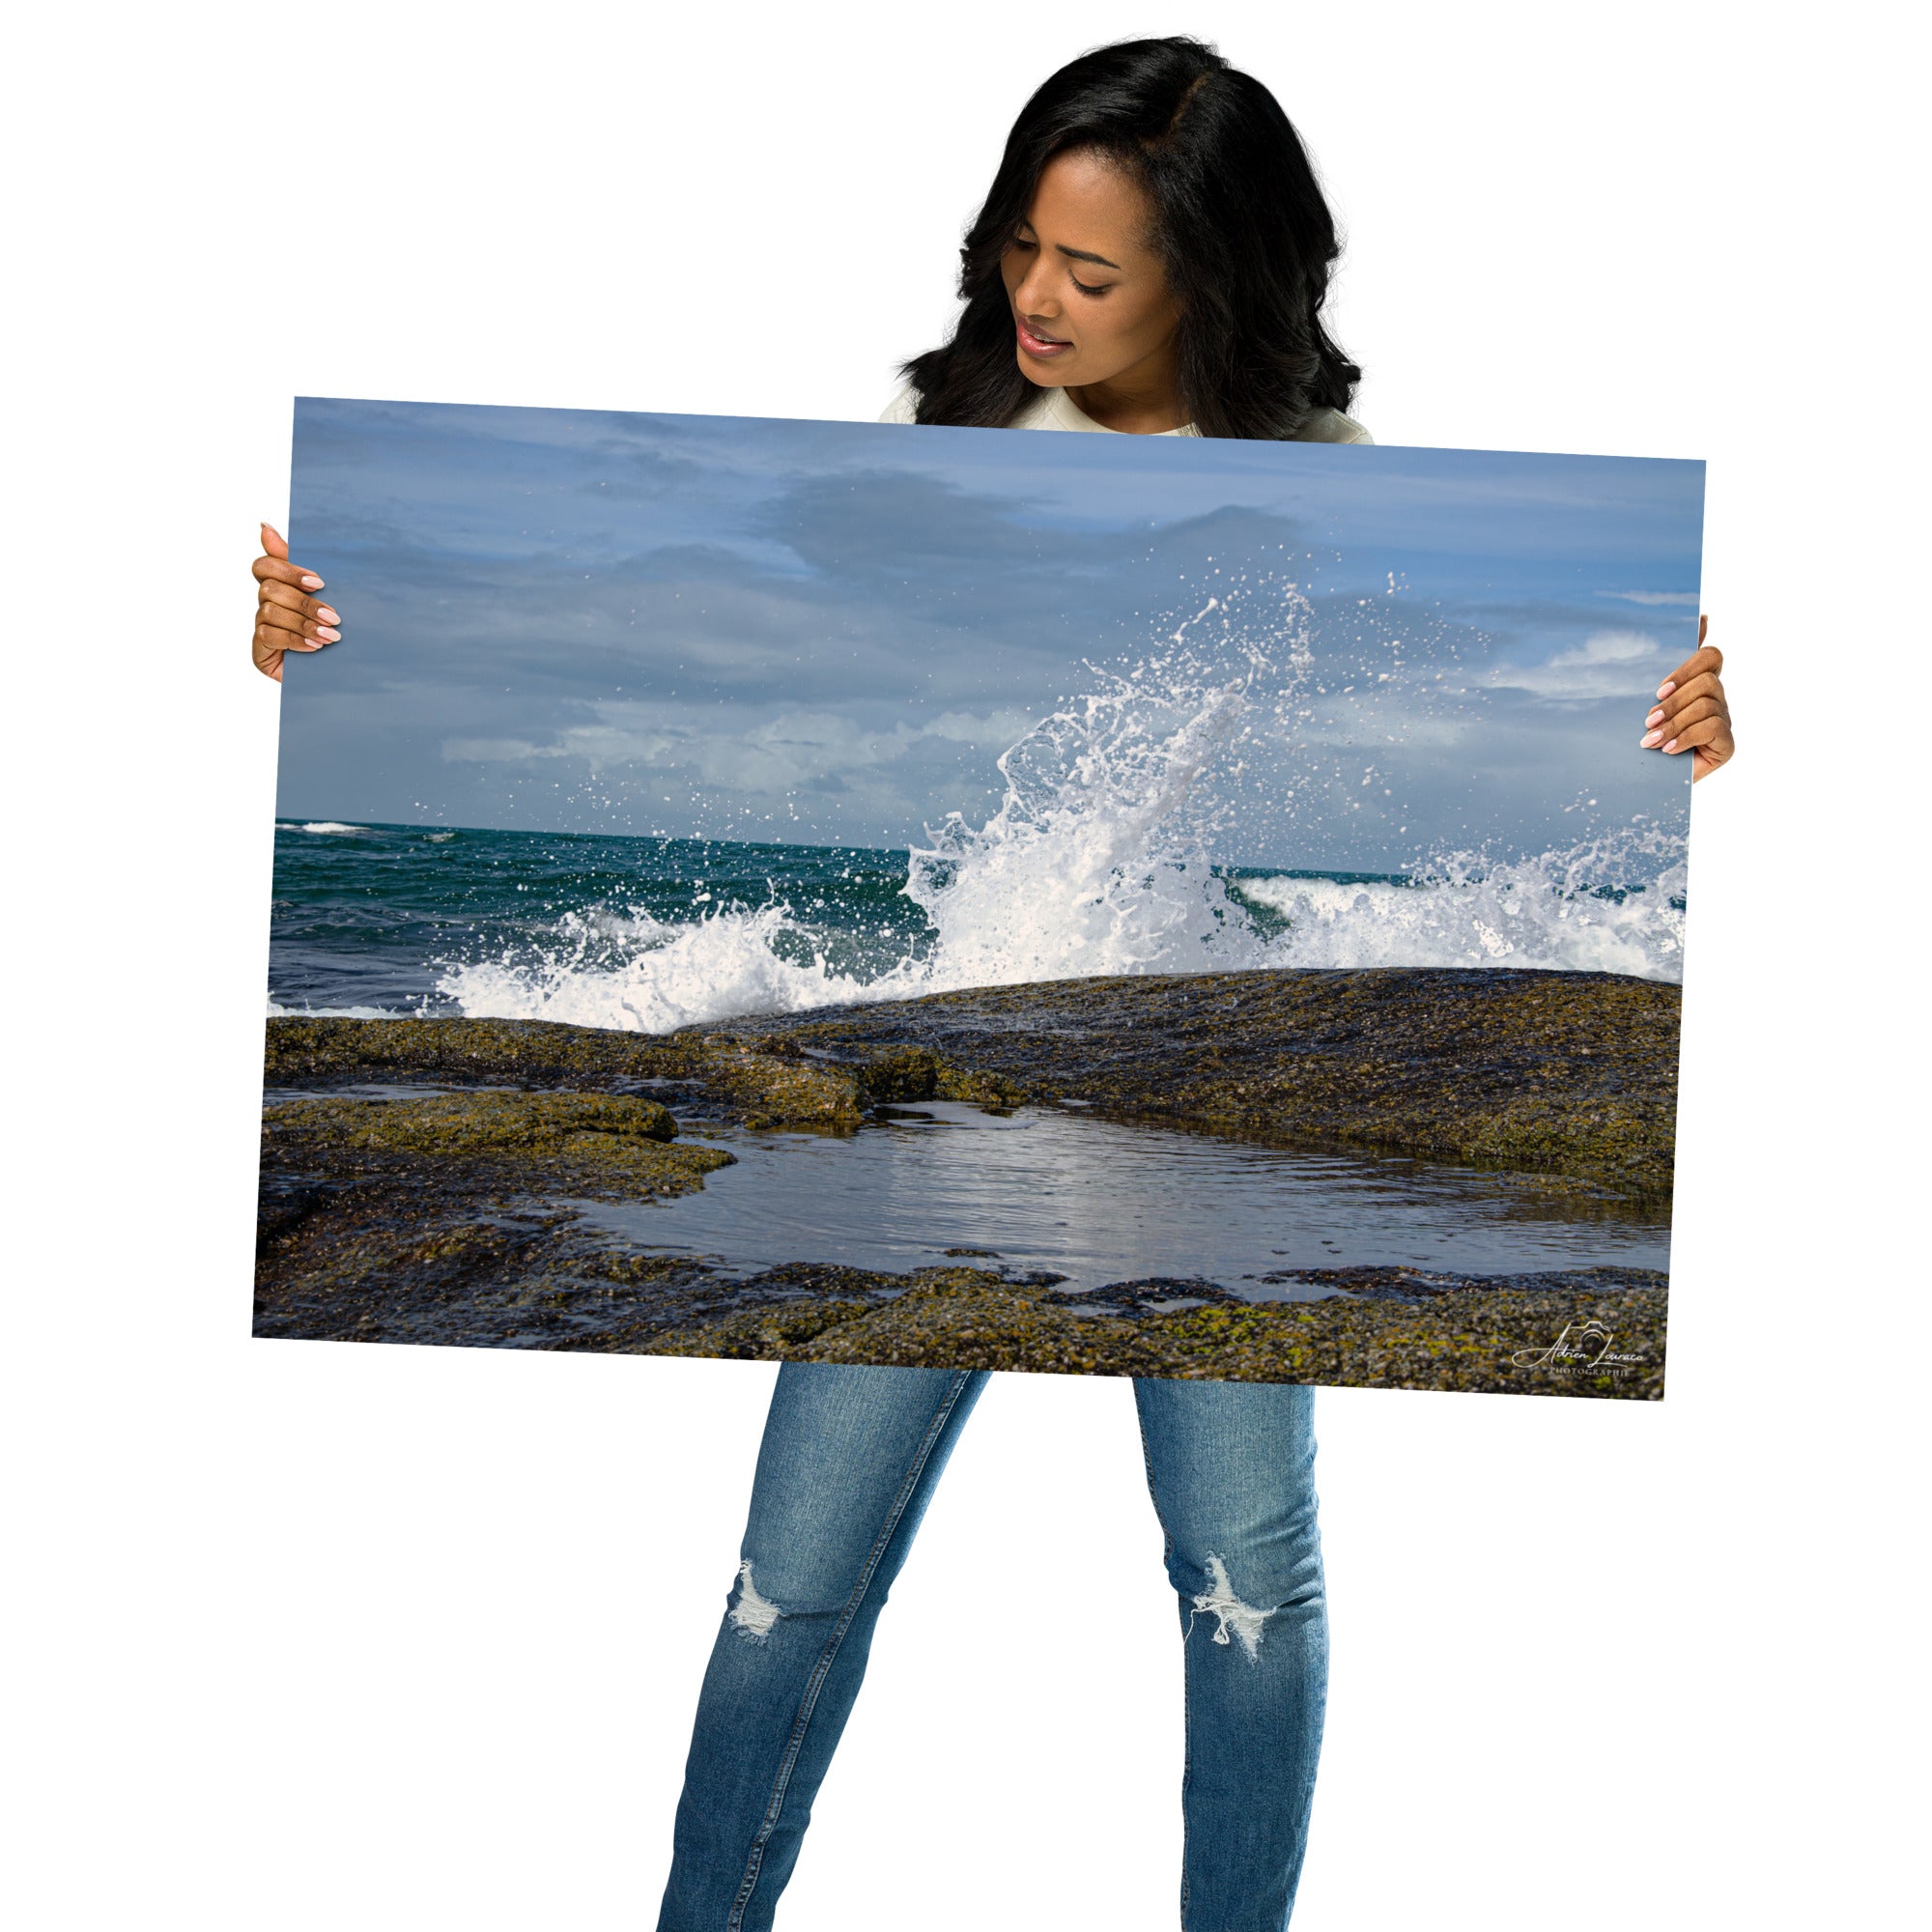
[
  {"left": 295, "top": 821, "right": 371, "bottom": 836},
  {"left": 1234, "top": 841, "right": 1687, "bottom": 980},
  {"left": 442, "top": 903, "right": 882, "bottom": 1034},
  {"left": 436, "top": 588, "right": 1687, "bottom": 1034},
  {"left": 267, "top": 999, "right": 402, "bottom": 1019}
]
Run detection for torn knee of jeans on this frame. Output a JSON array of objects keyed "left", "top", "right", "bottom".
[
  {"left": 1189, "top": 1554, "right": 1272, "bottom": 1662},
  {"left": 727, "top": 1559, "right": 784, "bottom": 1641}
]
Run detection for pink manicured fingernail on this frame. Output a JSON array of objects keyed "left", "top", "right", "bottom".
[
  {"left": 1641, "top": 730, "right": 1663, "bottom": 747},
  {"left": 1662, "top": 739, "right": 1680, "bottom": 753},
  {"left": 1645, "top": 708, "right": 1664, "bottom": 726},
  {"left": 315, "top": 605, "right": 339, "bottom": 623},
  {"left": 301, "top": 574, "right": 324, "bottom": 589},
  {"left": 314, "top": 626, "right": 341, "bottom": 641},
  {"left": 1655, "top": 681, "right": 1676, "bottom": 698}
]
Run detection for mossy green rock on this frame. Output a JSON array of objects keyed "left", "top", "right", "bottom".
[
  {"left": 261, "top": 1089, "right": 731, "bottom": 1202},
  {"left": 266, "top": 1015, "right": 863, "bottom": 1130},
  {"left": 266, "top": 1090, "right": 680, "bottom": 1154},
  {"left": 267, "top": 1015, "right": 697, "bottom": 1085},
  {"left": 754, "top": 966, "right": 1679, "bottom": 1198},
  {"left": 257, "top": 967, "right": 1679, "bottom": 1393},
  {"left": 641, "top": 1267, "right": 1664, "bottom": 1400}
]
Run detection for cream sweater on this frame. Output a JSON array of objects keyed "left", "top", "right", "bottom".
[{"left": 877, "top": 380, "right": 1373, "bottom": 443}]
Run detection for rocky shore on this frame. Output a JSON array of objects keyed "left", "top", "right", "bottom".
[{"left": 256, "top": 967, "right": 1677, "bottom": 1398}]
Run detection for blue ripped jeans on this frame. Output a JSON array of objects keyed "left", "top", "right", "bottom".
[{"left": 657, "top": 1365, "right": 1327, "bottom": 1932}]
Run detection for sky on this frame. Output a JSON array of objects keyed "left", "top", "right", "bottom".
[{"left": 279, "top": 398, "right": 1701, "bottom": 872}]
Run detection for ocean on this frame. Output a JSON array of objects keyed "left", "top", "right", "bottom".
[{"left": 267, "top": 820, "right": 1687, "bottom": 1028}]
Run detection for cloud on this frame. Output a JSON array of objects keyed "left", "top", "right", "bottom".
[
  {"left": 923, "top": 708, "right": 1041, "bottom": 750},
  {"left": 282, "top": 400, "right": 1698, "bottom": 859},
  {"left": 1488, "top": 630, "right": 1672, "bottom": 702},
  {"left": 440, "top": 703, "right": 1038, "bottom": 792},
  {"left": 441, "top": 737, "right": 556, "bottom": 762}
]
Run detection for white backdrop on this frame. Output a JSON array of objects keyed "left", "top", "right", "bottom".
[{"left": 4, "top": 4, "right": 1923, "bottom": 1927}]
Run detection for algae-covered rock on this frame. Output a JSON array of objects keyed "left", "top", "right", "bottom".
[
  {"left": 266, "top": 1015, "right": 699, "bottom": 1086},
  {"left": 269, "top": 967, "right": 1666, "bottom": 1187},
  {"left": 690, "top": 1038, "right": 864, "bottom": 1131},
  {"left": 267, "top": 1090, "right": 681, "bottom": 1153},
  {"left": 745, "top": 967, "right": 1681, "bottom": 1198},
  {"left": 641, "top": 1266, "right": 1666, "bottom": 1400},
  {"left": 852, "top": 1046, "right": 946, "bottom": 1104},
  {"left": 648, "top": 1299, "right": 884, "bottom": 1359},
  {"left": 849, "top": 1045, "right": 1025, "bottom": 1110},
  {"left": 266, "top": 1015, "right": 863, "bottom": 1130},
  {"left": 257, "top": 970, "right": 1679, "bottom": 1392},
  {"left": 261, "top": 1089, "right": 731, "bottom": 1200}
]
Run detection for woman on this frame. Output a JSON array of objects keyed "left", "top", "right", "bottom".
[{"left": 249, "top": 38, "right": 1734, "bottom": 1930}]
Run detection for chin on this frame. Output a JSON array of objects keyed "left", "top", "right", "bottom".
[{"left": 1014, "top": 354, "right": 1071, "bottom": 389}]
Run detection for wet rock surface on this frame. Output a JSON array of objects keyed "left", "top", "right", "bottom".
[
  {"left": 266, "top": 1015, "right": 866, "bottom": 1130},
  {"left": 256, "top": 968, "right": 1676, "bottom": 1398},
  {"left": 638, "top": 1264, "right": 1665, "bottom": 1401},
  {"left": 753, "top": 966, "right": 1679, "bottom": 1199}
]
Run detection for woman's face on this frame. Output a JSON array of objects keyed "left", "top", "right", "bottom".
[{"left": 999, "top": 148, "right": 1180, "bottom": 393}]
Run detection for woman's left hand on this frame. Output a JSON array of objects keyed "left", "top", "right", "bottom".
[{"left": 1641, "top": 615, "right": 1734, "bottom": 781}]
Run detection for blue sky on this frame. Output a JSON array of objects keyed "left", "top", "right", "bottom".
[{"left": 279, "top": 398, "right": 1700, "bottom": 871}]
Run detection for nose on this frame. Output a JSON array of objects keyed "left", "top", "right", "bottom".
[{"left": 1011, "top": 253, "right": 1062, "bottom": 324}]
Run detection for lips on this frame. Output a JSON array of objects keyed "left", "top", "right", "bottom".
[{"left": 1016, "top": 315, "right": 1072, "bottom": 358}]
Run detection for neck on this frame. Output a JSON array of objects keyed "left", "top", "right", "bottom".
[{"left": 1064, "top": 342, "right": 1188, "bottom": 435}]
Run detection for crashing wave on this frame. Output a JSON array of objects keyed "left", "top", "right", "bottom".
[{"left": 436, "top": 585, "right": 1687, "bottom": 1033}]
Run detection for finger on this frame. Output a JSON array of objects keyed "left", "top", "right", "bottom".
[
  {"left": 256, "top": 619, "right": 323, "bottom": 659},
  {"left": 1656, "top": 642, "right": 1722, "bottom": 696},
  {"left": 252, "top": 553, "right": 327, "bottom": 591},
  {"left": 257, "top": 607, "right": 338, "bottom": 648},
  {"left": 258, "top": 580, "right": 341, "bottom": 628},
  {"left": 252, "top": 630, "right": 286, "bottom": 682},
  {"left": 1641, "top": 696, "right": 1721, "bottom": 747},
  {"left": 1662, "top": 716, "right": 1732, "bottom": 755},
  {"left": 1697, "top": 613, "right": 1708, "bottom": 648},
  {"left": 261, "top": 523, "right": 289, "bottom": 562},
  {"left": 1654, "top": 642, "right": 1722, "bottom": 699},
  {"left": 256, "top": 604, "right": 338, "bottom": 647},
  {"left": 1644, "top": 672, "right": 1724, "bottom": 726}
]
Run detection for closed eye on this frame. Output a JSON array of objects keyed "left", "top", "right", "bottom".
[{"left": 1010, "top": 231, "right": 1115, "bottom": 296}]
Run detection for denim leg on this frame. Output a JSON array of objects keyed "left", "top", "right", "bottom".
[
  {"left": 1134, "top": 1378, "right": 1328, "bottom": 1932},
  {"left": 657, "top": 1361, "right": 988, "bottom": 1932}
]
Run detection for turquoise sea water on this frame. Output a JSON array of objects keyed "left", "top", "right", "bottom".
[
  {"left": 270, "top": 820, "right": 1400, "bottom": 1022},
  {"left": 269, "top": 822, "right": 922, "bottom": 1014},
  {"left": 268, "top": 818, "right": 1685, "bottom": 1030}
]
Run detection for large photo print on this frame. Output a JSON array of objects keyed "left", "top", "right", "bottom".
[{"left": 259, "top": 399, "right": 1698, "bottom": 1398}]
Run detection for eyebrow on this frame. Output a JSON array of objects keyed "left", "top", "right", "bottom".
[{"left": 1016, "top": 221, "right": 1122, "bottom": 272}]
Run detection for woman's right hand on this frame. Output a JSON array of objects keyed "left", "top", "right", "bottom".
[{"left": 251, "top": 523, "right": 340, "bottom": 682}]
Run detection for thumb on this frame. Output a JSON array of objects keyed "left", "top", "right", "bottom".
[{"left": 260, "top": 522, "right": 290, "bottom": 560}]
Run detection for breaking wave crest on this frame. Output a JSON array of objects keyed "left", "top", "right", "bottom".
[
  {"left": 440, "top": 903, "right": 884, "bottom": 1036},
  {"left": 1234, "top": 840, "right": 1686, "bottom": 980},
  {"left": 435, "top": 591, "right": 1686, "bottom": 1034}
]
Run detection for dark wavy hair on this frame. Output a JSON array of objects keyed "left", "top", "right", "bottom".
[{"left": 901, "top": 37, "right": 1360, "bottom": 440}]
